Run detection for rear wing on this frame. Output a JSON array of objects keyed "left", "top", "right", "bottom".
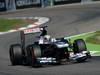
[
  {"left": 20, "top": 28, "right": 41, "bottom": 55},
  {"left": 24, "top": 28, "right": 41, "bottom": 34},
  {"left": 19, "top": 26, "right": 47, "bottom": 55},
  {"left": 23, "top": 26, "right": 47, "bottom": 34}
]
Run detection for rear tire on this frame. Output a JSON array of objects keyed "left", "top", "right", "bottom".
[
  {"left": 26, "top": 44, "right": 42, "bottom": 67},
  {"left": 9, "top": 44, "right": 23, "bottom": 65},
  {"left": 73, "top": 39, "right": 87, "bottom": 53}
]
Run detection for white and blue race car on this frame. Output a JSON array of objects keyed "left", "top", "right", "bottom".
[{"left": 9, "top": 26, "right": 91, "bottom": 68}]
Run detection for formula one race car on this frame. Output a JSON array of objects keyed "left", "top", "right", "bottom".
[{"left": 9, "top": 26, "right": 91, "bottom": 67}]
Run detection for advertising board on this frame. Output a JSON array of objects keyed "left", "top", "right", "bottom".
[
  {"left": 54, "top": 0, "right": 69, "bottom": 2},
  {"left": 0, "top": 0, "right": 6, "bottom": 11},
  {"left": 16, "top": 0, "right": 40, "bottom": 8}
]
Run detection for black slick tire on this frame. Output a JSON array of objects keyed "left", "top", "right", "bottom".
[
  {"left": 73, "top": 39, "right": 87, "bottom": 53},
  {"left": 9, "top": 44, "right": 23, "bottom": 65},
  {"left": 26, "top": 44, "right": 42, "bottom": 68}
]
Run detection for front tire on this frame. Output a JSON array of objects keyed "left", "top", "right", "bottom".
[
  {"left": 73, "top": 39, "right": 87, "bottom": 53},
  {"left": 73, "top": 39, "right": 88, "bottom": 62},
  {"left": 9, "top": 44, "right": 23, "bottom": 65}
]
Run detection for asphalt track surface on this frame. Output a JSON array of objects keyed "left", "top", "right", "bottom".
[{"left": 0, "top": 2, "right": 100, "bottom": 75}]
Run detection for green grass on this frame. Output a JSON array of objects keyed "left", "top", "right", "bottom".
[
  {"left": 0, "top": 19, "right": 37, "bottom": 32},
  {"left": 86, "top": 43, "right": 100, "bottom": 51},
  {"left": 66, "top": 32, "right": 94, "bottom": 42},
  {"left": 65, "top": 31, "right": 100, "bottom": 56},
  {"left": 86, "top": 31, "right": 100, "bottom": 45}
]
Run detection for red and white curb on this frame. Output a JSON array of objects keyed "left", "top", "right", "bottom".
[{"left": 0, "top": 17, "right": 49, "bottom": 35}]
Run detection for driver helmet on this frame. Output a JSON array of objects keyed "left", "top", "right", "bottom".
[{"left": 44, "top": 35, "right": 51, "bottom": 41}]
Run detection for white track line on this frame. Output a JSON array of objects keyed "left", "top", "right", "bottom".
[{"left": 65, "top": 31, "right": 96, "bottom": 38}]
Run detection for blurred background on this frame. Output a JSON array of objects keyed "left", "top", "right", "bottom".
[{"left": 0, "top": 0, "right": 99, "bottom": 12}]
